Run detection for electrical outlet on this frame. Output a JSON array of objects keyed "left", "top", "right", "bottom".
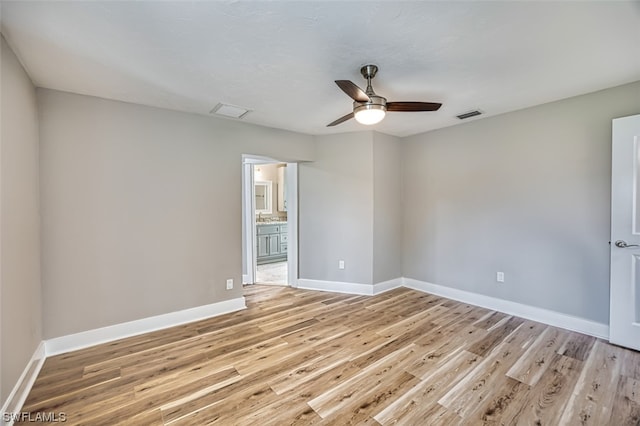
[
  {"left": 338, "top": 260, "right": 345, "bottom": 270},
  {"left": 496, "top": 272, "right": 505, "bottom": 283},
  {"left": 226, "top": 279, "right": 234, "bottom": 290}
]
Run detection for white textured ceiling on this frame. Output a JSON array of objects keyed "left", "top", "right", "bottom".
[{"left": 2, "top": 1, "right": 639, "bottom": 137}]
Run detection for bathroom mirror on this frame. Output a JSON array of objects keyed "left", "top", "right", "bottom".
[{"left": 255, "top": 181, "right": 272, "bottom": 214}]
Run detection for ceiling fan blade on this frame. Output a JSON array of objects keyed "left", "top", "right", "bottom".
[
  {"left": 387, "top": 101, "right": 442, "bottom": 112},
  {"left": 335, "top": 80, "right": 370, "bottom": 102},
  {"left": 327, "top": 112, "right": 355, "bottom": 127}
]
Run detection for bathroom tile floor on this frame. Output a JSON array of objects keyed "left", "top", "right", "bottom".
[{"left": 255, "top": 261, "right": 287, "bottom": 285}]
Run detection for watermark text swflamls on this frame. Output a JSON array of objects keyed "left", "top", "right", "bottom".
[{"left": 3, "top": 412, "right": 67, "bottom": 423}]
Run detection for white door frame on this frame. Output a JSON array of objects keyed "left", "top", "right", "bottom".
[
  {"left": 241, "top": 161, "right": 256, "bottom": 285},
  {"left": 241, "top": 155, "right": 298, "bottom": 287},
  {"left": 286, "top": 163, "right": 299, "bottom": 288}
]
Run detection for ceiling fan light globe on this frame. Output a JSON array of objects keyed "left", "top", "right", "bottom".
[{"left": 354, "top": 105, "right": 386, "bottom": 125}]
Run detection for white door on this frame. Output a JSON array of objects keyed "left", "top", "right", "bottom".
[{"left": 610, "top": 113, "right": 640, "bottom": 350}]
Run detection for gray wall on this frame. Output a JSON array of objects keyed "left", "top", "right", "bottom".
[
  {"left": 1, "top": 37, "right": 42, "bottom": 401},
  {"left": 299, "top": 131, "right": 403, "bottom": 286},
  {"left": 373, "top": 132, "right": 402, "bottom": 283},
  {"left": 402, "top": 81, "right": 640, "bottom": 324},
  {"left": 299, "top": 132, "right": 374, "bottom": 285},
  {"left": 38, "top": 89, "right": 314, "bottom": 339}
]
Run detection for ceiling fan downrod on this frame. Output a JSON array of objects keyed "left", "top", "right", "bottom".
[{"left": 361, "top": 64, "right": 378, "bottom": 96}]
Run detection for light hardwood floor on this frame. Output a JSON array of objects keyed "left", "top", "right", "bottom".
[{"left": 21, "top": 285, "right": 640, "bottom": 425}]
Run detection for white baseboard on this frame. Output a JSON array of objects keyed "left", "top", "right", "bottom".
[
  {"left": 402, "top": 278, "right": 609, "bottom": 339},
  {"left": 372, "top": 278, "right": 403, "bottom": 294},
  {"left": 288, "top": 277, "right": 299, "bottom": 288},
  {"left": 297, "top": 279, "right": 376, "bottom": 295},
  {"left": 296, "top": 278, "right": 402, "bottom": 295},
  {"left": 45, "top": 297, "right": 247, "bottom": 356},
  {"left": 1, "top": 341, "right": 46, "bottom": 424}
]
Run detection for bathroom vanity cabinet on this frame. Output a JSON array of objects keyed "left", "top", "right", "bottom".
[{"left": 256, "top": 222, "right": 287, "bottom": 264}]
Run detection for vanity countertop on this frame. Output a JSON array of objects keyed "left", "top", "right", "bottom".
[{"left": 256, "top": 221, "right": 287, "bottom": 225}]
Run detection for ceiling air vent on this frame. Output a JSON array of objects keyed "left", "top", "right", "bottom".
[
  {"left": 456, "top": 110, "right": 482, "bottom": 120},
  {"left": 210, "top": 103, "right": 251, "bottom": 119}
]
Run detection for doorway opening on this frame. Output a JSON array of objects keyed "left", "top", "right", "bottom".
[
  {"left": 255, "top": 162, "right": 287, "bottom": 285},
  {"left": 242, "top": 155, "right": 298, "bottom": 287}
]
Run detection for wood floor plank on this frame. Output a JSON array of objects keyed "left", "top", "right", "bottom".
[
  {"left": 558, "top": 339, "right": 626, "bottom": 425},
  {"left": 407, "top": 317, "right": 488, "bottom": 380},
  {"left": 430, "top": 302, "right": 479, "bottom": 327},
  {"left": 473, "top": 311, "right": 509, "bottom": 330},
  {"left": 268, "top": 350, "right": 348, "bottom": 395},
  {"left": 307, "top": 345, "right": 419, "bottom": 419},
  {"left": 82, "top": 324, "right": 264, "bottom": 376},
  {"left": 481, "top": 353, "right": 582, "bottom": 425},
  {"left": 21, "top": 370, "right": 129, "bottom": 414},
  {"left": 168, "top": 382, "right": 279, "bottom": 425},
  {"left": 438, "top": 320, "right": 547, "bottom": 419},
  {"left": 286, "top": 359, "right": 364, "bottom": 402},
  {"left": 351, "top": 325, "right": 435, "bottom": 369},
  {"left": 240, "top": 395, "right": 324, "bottom": 426},
  {"left": 465, "top": 376, "right": 528, "bottom": 425},
  {"left": 161, "top": 350, "right": 343, "bottom": 423},
  {"left": 280, "top": 322, "right": 351, "bottom": 347},
  {"left": 133, "top": 365, "right": 239, "bottom": 400},
  {"left": 609, "top": 375, "right": 640, "bottom": 425},
  {"left": 466, "top": 316, "right": 526, "bottom": 357},
  {"left": 20, "top": 285, "right": 640, "bottom": 425},
  {"left": 39, "top": 325, "right": 200, "bottom": 375},
  {"left": 620, "top": 346, "right": 640, "bottom": 380},
  {"left": 557, "top": 330, "right": 597, "bottom": 361},
  {"left": 506, "top": 326, "right": 569, "bottom": 386},
  {"left": 24, "top": 367, "right": 120, "bottom": 408},
  {"left": 376, "top": 303, "right": 446, "bottom": 339},
  {"left": 316, "top": 328, "right": 388, "bottom": 359},
  {"left": 317, "top": 370, "right": 418, "bottom": 425},
  {"left": 233, "top": 339, "right": 321, "bottom": 377},
  {"left": 375, "top": 348, "right": 481, "bottom": 424}
]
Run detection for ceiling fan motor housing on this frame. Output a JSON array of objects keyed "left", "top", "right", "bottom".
[
  {"left": 353, "top": 95, "right": 387, "bottom": 125},
  {"left": 353, "top": 95, "right": 387, "bottom": 113}
]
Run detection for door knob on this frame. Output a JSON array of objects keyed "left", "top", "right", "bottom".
[{"left": 615, "top": 240, "right": 640, "bottom": 248}]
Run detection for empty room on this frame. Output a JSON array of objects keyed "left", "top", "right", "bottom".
[{"left": 2, "top": 1, "right": 640, "bottom": 424}]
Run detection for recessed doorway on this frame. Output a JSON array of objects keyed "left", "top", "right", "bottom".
[{"left": 241, "top": 155, "right": 298, "bottom": 287}]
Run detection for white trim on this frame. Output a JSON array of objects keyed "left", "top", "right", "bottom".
[
  {"left": 297, "top": 278, "right": 377, "bottom": 295},
  {"left": 242, "top": 154, "right": 281, "bottom": 165},
  {"left": 402, "top": 278, "right": 609, "bottom": 339},
  {"left": 45, "top": 297, "right": 246, "bottom": 356},
  {"left": 373, "top": 277, "right": 403, "bottom": 294},
  {"left": 241, "top": 162, "right": 255, "bottom": 285},
  {"left": 286, "top": 163, "right": 299, "bottom": 288},
  {"left": 297, "top": 278, "right": 402, "bottom": 296},
  {"left": 1, "top": 342, "right": 46, "bottom": 424}
]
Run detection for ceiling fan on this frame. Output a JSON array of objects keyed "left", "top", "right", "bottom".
[{"left": 327, "top": 64, "right": 442, "bottom": 127}]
